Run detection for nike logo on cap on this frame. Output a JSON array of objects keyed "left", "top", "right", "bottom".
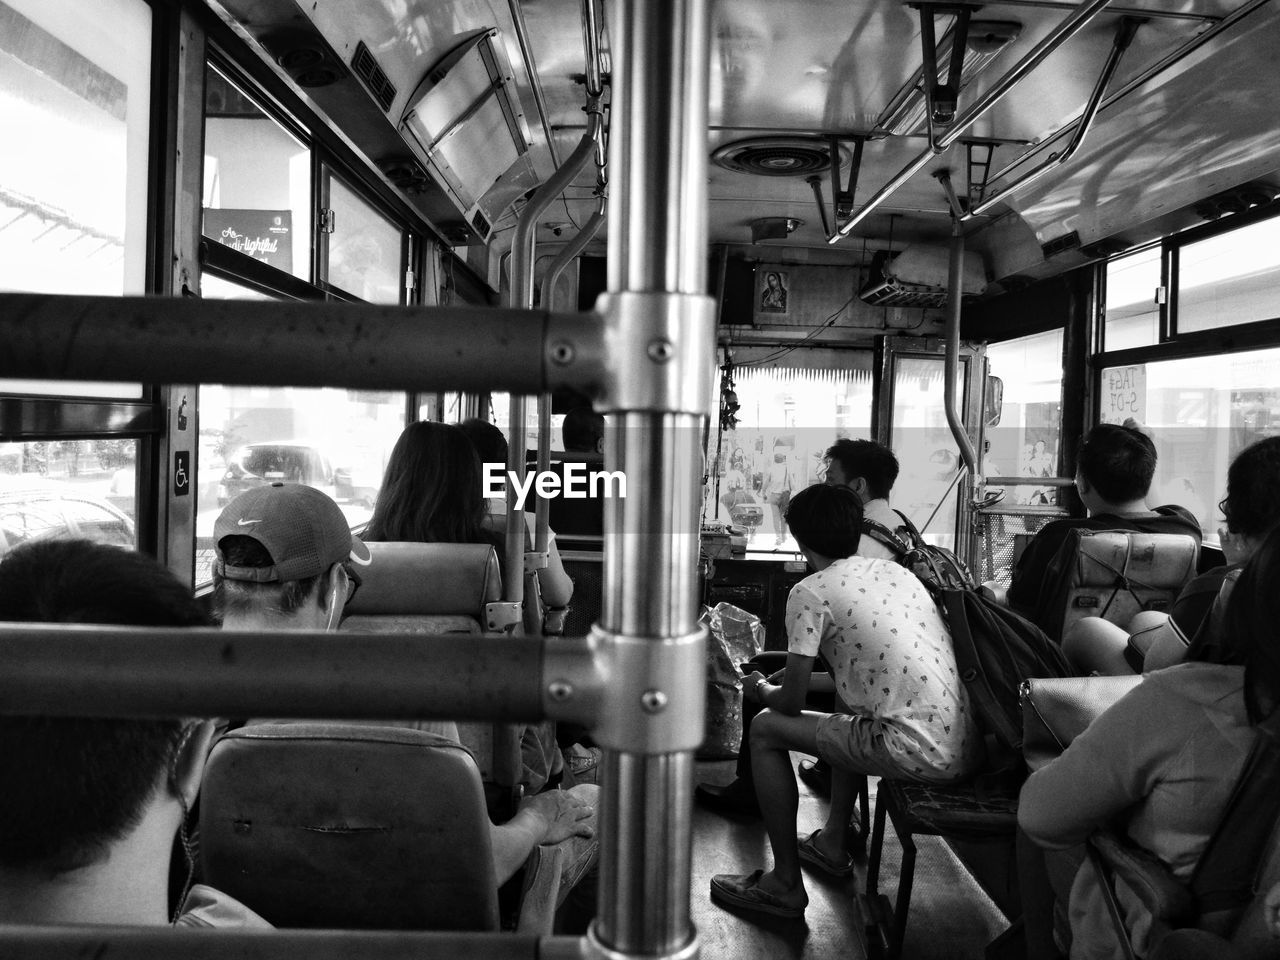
[{"left": 237, "top": 518, "right": 262, "bottom": 526}]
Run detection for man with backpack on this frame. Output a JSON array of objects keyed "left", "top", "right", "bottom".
[{"left": 708, "top": 485, "right": 983, "bottom": 921}]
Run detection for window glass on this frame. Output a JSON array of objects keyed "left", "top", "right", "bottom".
[
  {"left": 1104, "top": 246, "right": 1161, "bottom": 351},
  {"left": 986, "top": 330, "right": 1064, "bottom": 506},
  {"left": 203, "top": 65, "right": 311, "bottom": 281},
  {"left": 490, "top": 393, "right": 555, "bottom": 456},
  {"left": 0, "top": 380, "right": 143, "bottom": 399},
  {"left": 201, "top": 273, "right": 275, "bottom": 300},
  {"left": 888, "top": 358, "right": 968, "bottom": 550},
  {"left": 327, "top": 176, "right": 403, "bottom": 304},
  {"left": 1101, "top": 345, "right": 1280, "bottom": 541},
  {"left": 0, "top": 0, "right": 151, "bottom": 296},
  {"left": 1177, "top": 214, "right": 1280, "bottom": 334},
  {"left": 195, "top": 386, "right": 405, "bottom": 584},
  {"left": 713, "top": 366, "right": 874, "bottom": 553},
  {"left": 0, "top": 438, "right": 139, "bottom": 556}
]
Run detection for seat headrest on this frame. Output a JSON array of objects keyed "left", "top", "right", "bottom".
[
  {"left": 200, "top": 721, "right": 499, "bottom": 930},
  {"left": 343, "top": 541, "right": 500, "bottom": 617},
  {"left": 1069, "top": 530, "right": 1199, "bottom": 590}
]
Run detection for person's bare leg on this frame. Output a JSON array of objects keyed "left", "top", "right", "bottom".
[
  {"left": 1061, "top": 617, "right": 1132, "bottom": 676},
  {"left": 814, "top": 768, "right": 860, "bottom": 862},
  {"left": 747, "top": 709, "right": 826, "bottom": 906}
]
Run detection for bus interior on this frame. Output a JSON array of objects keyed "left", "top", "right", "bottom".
[{"left": 2, "top": 0, "right": 1280, "bottom": 957}]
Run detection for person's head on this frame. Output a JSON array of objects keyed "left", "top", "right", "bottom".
[
  {"left": 1222, "top": 525, "right": 1280, "bottom": 725},
  {"left": 364, "top": 421, "right": 492, "bottom": 544},
  {"left": 784, "top": 483, "right": 863, "bottom": 565},
  {"left": 562, "top": 407, "right": 605, "bottom": 454},
  {"left": 213, "top": 482, "right": 370, "bottom": 630},
  {"left": 0, "top": 540, "right": 213, "bottom": 888},
  {"left": 1075, "top": 423, "right": 1157, "bottom": 508},
  {"left": 1220, "top": 437, "right": 1280, "bottom": 553},
  {"left": 824, "top": 438, "right": 899, "bottom": 503},
  {"left": 458, "top": 417, "right": 509, "bottom": 468}
]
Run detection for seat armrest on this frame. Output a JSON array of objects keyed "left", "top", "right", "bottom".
[{"left": 1089, "top": 831, "right": 1195, "bottom": 924}]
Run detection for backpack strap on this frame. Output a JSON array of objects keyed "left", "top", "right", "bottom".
[
  {"left": 861, "top": 517, "right": 910, "bottom": 559},
  {"left": 893, "top": 509, "right": 924, "bottom": 548}
]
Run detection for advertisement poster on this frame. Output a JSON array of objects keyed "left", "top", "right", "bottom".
[
  {"left": 1100, "top": 363, "right": 1147, "bottom": 424},
  {"left": 203, "top": 208, "right": 292, "bottom": 272}
]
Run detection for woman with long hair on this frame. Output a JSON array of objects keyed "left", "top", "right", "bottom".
[
  {"left": 1019, "top": 525, "right": 1280, "bottom": 959},
  {"left": 364, "top": 421, "right": 497, "bottom": 546}
]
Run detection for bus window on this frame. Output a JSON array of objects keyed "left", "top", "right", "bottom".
[
  {"left": 202, "top": 64, "right": 311, "bottom": 282},
  {"left": 713, "top": 365, "right": 873, "bottom": 551},
  {"left": 0, "top": 0, "right": 152, "bottom": 297},
  {"left": 194, "top": 387, "right": 404, "bottom": 584},
  {"left": 1100, "top": 346, "right": 1280, "bottom": 543},
  {"left": 1176, "top": 215, "right": 1280, "bottom": 335},
  {"left": 1104, "top": 246, "right": 1162, "bottom": 352},
  {"left": 325, "top": 174, "right": 404, "bottom": 304},
  {"left": 986, "top": 329, "right": 1065, "bottom": 505},
  {"left": 0, "top": 439, "right": 139, "bottom": 557}
]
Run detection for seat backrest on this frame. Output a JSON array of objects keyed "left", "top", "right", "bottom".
[
  {"left": 338, "top": 541, "right": 522, "bottom": 793},
  {"left": 1044, "top": 529, "right": 1199, "bottom": 642},
  {"left": 342, "top": 541, "right": 501, "bottom": 634},
  {"left": 199, "top": 722, "right": 499, "bottom": 930}
]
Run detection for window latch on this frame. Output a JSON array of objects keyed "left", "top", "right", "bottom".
[
  {"left": 320, "top": 208, "right": 336, "bottom": 234},
  {"left": 1154, "top": 286, "right": 1167, "bottom": 305}
]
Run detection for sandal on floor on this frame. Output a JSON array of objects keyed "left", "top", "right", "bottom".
[
  {"left": 797, "top": 829, "right": 854, "bottom": 878},
  {"left": 709, "top": 870, "right": 806, "bottom": 919}
]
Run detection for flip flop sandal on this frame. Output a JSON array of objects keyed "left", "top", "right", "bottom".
[
  {"left": 709, "top": 870, "right": 806, "bottom": 919},
  {"left": 797, "top": 829, "right": 854, "bottom": 878}
]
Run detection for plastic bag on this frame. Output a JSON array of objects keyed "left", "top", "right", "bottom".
[{"left": 699, "top": 602, "right": 765, "bottom": 759}]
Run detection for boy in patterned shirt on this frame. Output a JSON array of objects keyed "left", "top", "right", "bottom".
[{"left": 709, "top": 484, "right": 981, "bottom": 920}]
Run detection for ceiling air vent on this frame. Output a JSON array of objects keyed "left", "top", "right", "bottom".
[
  {"left": 352, "top": 40, "right": 396, "bottom": 113},
  {"left": 711, "top": 137, "right": 846, "bottom": 178},
  {"left": 1041, "top": 230, "right": 1081, "bottom": 259}
]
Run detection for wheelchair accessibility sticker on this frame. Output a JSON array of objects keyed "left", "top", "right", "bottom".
[{"left": 173, "top": 451, "right": 190, "bottom": 497}]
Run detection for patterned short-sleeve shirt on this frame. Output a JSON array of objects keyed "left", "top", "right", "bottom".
[{"left": 786, "top": 556, "right": 980, "bottom": 779}]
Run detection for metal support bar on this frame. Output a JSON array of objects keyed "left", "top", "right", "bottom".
[
  {"left": 0, "top": 294, "right": 605, "bottom": 395},
  {"left": 806, "top": 175, "right": 832, "bottom": 239},
  {"left": 0, "top": 927, "right": 558, "bottom": 959},
  {"left": 918, "top": 5, "right": 974, "bottom": 129},
  {"left": 581, "top": 0, "right": 606, "bottom": 98},
  {"left": 941, "top": 202, "right": 978, "bottom": 477},
  {"left": 597, "top": 0, "right": 710, "bottom": 955},
  {"left": 965, "top": 17, "right": 1142, "bottom": 220},
  {"left": 0, "top": 626, "right": 560, "bottom": 721},
  {"left": 831, "top": 0, "right": 1111, "bottom": 243}
]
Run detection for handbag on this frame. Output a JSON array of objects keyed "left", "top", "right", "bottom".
[{"left": 1019, "top": 675, "right": 1143, "bottom": 771}]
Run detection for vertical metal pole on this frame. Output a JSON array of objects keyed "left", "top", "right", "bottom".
[{"left": 596, "top": 0, "right": 709, "bottom": 956}]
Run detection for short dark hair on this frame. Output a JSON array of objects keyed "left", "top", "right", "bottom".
[
  {"left": 825, "top": 439, "right": 899, "bottom": 499},
  {"left": 0, "top": 540, "right": 210, "bottom": 873},
  {"left": 785, "top": 484, "right": 864, "bottom": 559},
  {"left": 1077, "top": 423, "right": 1156, "bottom": 503},
  {"left": 458, "top": 418, "right": 510, "bottom": 466},
  {"left": 562, "top": 407, "right": 604, "bottom": 453},
  {"left": 1222, "top": 437, "right": 1280, "bottom": 538},
  {"left": 213, "top": 535, "right": 322, "bottom": 618}
]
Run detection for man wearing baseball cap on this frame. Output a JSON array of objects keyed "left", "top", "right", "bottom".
[
  {"left": 214, "top": 482, "right": 371, "bottom": 633},
  {"left": 211, "top": 483, "right": 598, "bottom": 924}
]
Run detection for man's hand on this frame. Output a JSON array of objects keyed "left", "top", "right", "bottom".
[
  {"left": 522, "top": 789, "right": 595, "bottom": 846},
  {"left": 741, "top": 670, "right": 768, "bottom": 704}
]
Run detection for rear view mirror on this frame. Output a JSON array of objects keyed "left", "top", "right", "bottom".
[{"left": 984, "top": 376, "right": 1004, "bottom": 427}]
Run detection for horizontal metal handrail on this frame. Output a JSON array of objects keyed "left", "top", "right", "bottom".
[
  {"left": 0, "top": 625, "right": 567, "bottom": 721},
  {"left": 0, "top": 294, "right": 602, "bottom": 394},
  {"left": 0, "top": 927, "right": 563, "bottom": 959}
]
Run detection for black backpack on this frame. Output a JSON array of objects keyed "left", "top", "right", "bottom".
[
  {"left": 862, "top": 510, "right": 977, "bottom": 592},
  {"left": 864, "top": 510, "right": 1072, "bottom": 770}
]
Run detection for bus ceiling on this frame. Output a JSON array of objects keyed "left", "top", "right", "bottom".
[{"left": 207, "top": 0, "right": 1280, "bottom": 295}]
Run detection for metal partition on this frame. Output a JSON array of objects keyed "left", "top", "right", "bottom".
[{"left": 0, "top": 1, "right": 711, "bottom": 958}]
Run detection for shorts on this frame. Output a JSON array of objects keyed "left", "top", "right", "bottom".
[{"left": 814, "top": 713, "right": 958, "bottom": 784}]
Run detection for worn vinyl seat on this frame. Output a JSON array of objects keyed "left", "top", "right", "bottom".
[
  {"left": 1042, "top": 530, "right": 1199, "bottom": 643},
  {"left": 199, "top": 723, "right": 505, "bottom": 930},
  {"left": 340, "top": 541, "right": 523, "bottom": 801}
]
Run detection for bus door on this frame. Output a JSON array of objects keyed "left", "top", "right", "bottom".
[{"left": 875, "top": 335, "right": 985, "bottom": 566}]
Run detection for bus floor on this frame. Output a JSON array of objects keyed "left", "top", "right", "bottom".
[{"left": 691, "top": 755, "right": 1010, "bottom": 960}]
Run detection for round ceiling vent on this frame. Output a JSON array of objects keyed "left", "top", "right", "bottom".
[{"left": 711, "top": 137, "right": 848, "bottom": 178}]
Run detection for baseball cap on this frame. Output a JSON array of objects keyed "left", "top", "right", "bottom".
[{"left": 214, "top": 483, "right": 371, "bottom": 583}]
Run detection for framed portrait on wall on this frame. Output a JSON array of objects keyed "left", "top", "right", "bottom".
[{"left": 758, "top": 269, "right": 789, "bottom": 315}]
